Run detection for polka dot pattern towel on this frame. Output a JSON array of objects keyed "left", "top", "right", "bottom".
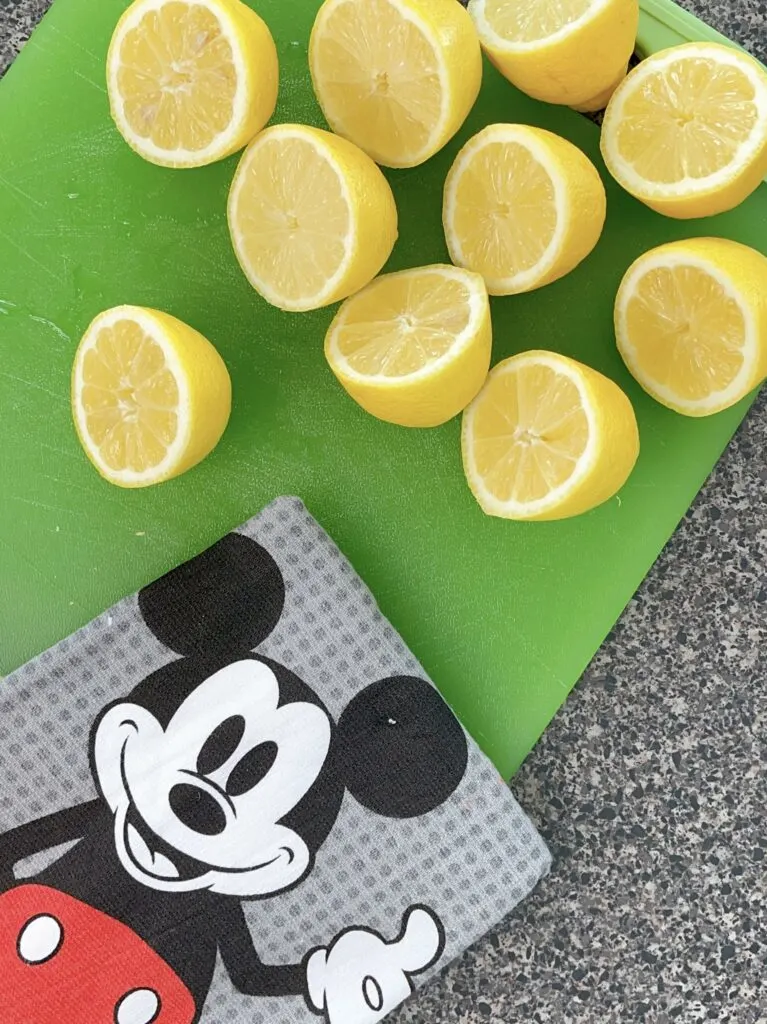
[{"left": 0, "top": 496, "right": 551, "bottom": 1024}]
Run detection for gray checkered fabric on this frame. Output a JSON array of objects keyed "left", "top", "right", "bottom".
[{"left": 1, "top": 496, "right": 551, "bottom": 1024}]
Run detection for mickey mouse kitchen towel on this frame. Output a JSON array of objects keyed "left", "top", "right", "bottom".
[{"left": 0, "top": 496, "right": 551, "bottom": 1024}]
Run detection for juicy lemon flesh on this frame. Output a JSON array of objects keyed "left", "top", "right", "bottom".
[
  {"left": 471, "top": 364, "right": 589, "bottom": 504},
  {"left": 80, "top": 320, "right": 180, "bottom": 474},
  {"left": 615, "top": 57, "right": 759, "bottom": 183},
  {"left": 233, "top": 136, "right": 350, "bottom": 304},
  {"left": 313, "top": 0, "right": 442, "bottom": 161},
  {"left": 483, "top": 0, "right": 594, "bottom": 43},
  {"left": 334, "top": 271, "right": 472, "bottom": 377},
  {"left": 118, "top": 2, "right": 237, "bottom": 152},
  {"left": 452, "top": 141, "right": 557, "bottom": 280},
  {"left": 624, "top": 265, "right": 746, "bottom": 400}
]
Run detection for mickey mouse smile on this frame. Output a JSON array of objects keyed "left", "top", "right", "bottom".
[
  {"left": 124, "top": 805, "right": 204, "bottom": 882},
  {"left": 123, "top": 803, "right": 293, "bottom": 883}
]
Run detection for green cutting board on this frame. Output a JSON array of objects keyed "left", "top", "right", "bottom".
[{"left": 1, "top": 0, "right": 765, "bottom": 778}]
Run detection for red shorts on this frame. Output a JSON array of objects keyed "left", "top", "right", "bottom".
[{"left": 0, "top": 884, "right": 196, "bottom": 1024}]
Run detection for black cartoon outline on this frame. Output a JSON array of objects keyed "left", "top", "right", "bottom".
[{"left": 0, "top": 532, "right": 468, "bottom": 1024}]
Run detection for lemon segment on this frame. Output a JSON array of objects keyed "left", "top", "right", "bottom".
[
  {"left": 462, "top": 351, "right": 639, "bottom": 520},
  {"left": 325, "top": 264, "right": 491, "bottom": 427},
  {"left": 107, "top": 0, "right": 279, "bottom": 168},
  {"left": 72, "top": 306, "right": 231, "bottom": 487},
  {"left": 615, "top": 238, "right": 767, "bottom": 416},
  {"left": 601, "top": 43, "right": 767, "bottom": 219},
  {"left": 228, "top": 124, "right": 398, "bottom": 312},
  {"left": 309, "top": 0, "right": 482, "bottom": 168},
  {"left": 443, "top": 124, "right": 606, "bottom": 295},
  {"left": 468, "top": 0, "right": 638, "bottom": 111}
]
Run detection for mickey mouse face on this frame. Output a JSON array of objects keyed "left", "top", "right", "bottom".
[
  {"left": 94, "top": 659, "right": 333, "bottom": 896},
  {"left": 88, "top": 530, "right": 469, "bottom": 900}
]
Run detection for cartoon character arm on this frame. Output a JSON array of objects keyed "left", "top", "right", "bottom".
[
  {"left": 0, "top": 799, "right": 105, "bottom": 888},
  {"left": 304, "top": 905, "right": 445, "bottom": 1024},
  {"left": 218, "top": 900, "right": 307, "bottom": 998}
]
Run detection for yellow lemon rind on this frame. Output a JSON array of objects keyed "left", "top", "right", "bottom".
[
  {"left": 309, "top": 0, "right": 482, "bottom": 168},
  {"left": 72, "top": 305, "right": 231, "bottom": 488},
  {"left": 601, "top": 43, "right": 767, "bottom": 219},
  {"left": 615, "top": 238, "right": 767, "bottom": 416},
  {"left": 443, "top": 124, "right": 606, "bottom": 296},
  {"left": 325, "top": 264, "right": 492, "bottom": 427},
  {"left": 468, "top": 0, "right": 638, "bottom": 109},
  {"left": 227, "top": 124, "right": 398, "bottom": 312},
  {"left": 462, "top": 351, "right": 639, "bottom": 521},
  {"left": 107, "top": 0, "right": 279, "bottom": 169}
]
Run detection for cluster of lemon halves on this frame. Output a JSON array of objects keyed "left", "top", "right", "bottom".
[{"left": 71, "top": 0, "right": 767, "bottom": 523}]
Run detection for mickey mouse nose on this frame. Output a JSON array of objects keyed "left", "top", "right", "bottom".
[{"left": 169, "top": 783, "right": 227, "bottom": 835}]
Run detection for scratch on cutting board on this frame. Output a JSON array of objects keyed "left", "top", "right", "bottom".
[
  {"left": 0, "top": 173, "right": 45, "bottom": 210},
  {"left": 0, "top": 228, "right": 64, "bottom": 284},
  {"left": 20, "top": 38, "right": 55, "bottom": 62},
  {"left": 6, "top": 495, "right": 88, "bottom": 518},
  {"left": 46, "top": 24, "right": 101, "bottom": 64},
  {"left": 73, "top": 69, "right": 107, "bottom": 94},
  {"left": 0, "top": 299, "right": 17, "bottom": 315},
  {"left": 38, "top": 440, "right": 82, "bottom": 462},
  {"left": 35, "top": 466, "right": 176, "bottom": 538},
  {"left": 40, "top": 473, "right": 96, "bottom": 496},
  {"left": 10, "top": 124, "right": 117, "bottom": 177},
  {"left": 0, "top": 533, "right": 46, "bottom": 582},
  {"left": 0, "top": 371, "right": 68, "bottom": 404},
  {"left": 40, "top": 472, "right": 134, "bottom": 512},
  {"left": 28, "top": 315, "right": 71, "bottom": 344},
  {"left": 512, "top": 635, "right": 563, "bottom": 688},
  {"left": 81, "top": 124, "right": 124, "bottom": 162}
]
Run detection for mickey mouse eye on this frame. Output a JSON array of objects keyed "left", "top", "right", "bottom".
[
  {"left": 197, "top": 715, "right": 246, "bottom": 776},
  {"left": 226, "top": 741, "right": 278, "bottom": 797}
]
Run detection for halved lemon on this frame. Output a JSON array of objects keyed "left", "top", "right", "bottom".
[
  {"left": 443, "top": 124, "right": 606, "bottom": 295},
  {"left": 462, "top": 351, "right": 639, "bottom": 520},
  {"left": 468, "top": 0, "right": 638, "bottom": 111},
  {"left": 72, "top": 306, "right": 231, "bottom": 487},
  {"left": 228, "top": 124, "right": 398, "bottom": 312},
  {"left": 615, "top": 237, "right": 767, "bottom": 416},
  {"left": 325, "top": 264, "right": 491, "bottom": 427},
  {"left": 309, "top": 0, "right": 482, "bottom": 168},
  {"left": 107, "top": 0, "right": 278, "bottom": 168},
  {"left": 601, "top": 43, "right": 767, "bottom": 219}
]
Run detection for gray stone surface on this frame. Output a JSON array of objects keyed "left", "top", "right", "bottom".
[{"left": 1, "top": 1, "right": 765, "bottom": 1022}]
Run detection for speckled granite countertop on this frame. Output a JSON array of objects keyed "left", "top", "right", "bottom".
[{"left": 2, "top": 1, "right": 766, "bottom": 1021}]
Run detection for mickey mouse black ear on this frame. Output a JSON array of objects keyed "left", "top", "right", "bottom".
[
  {"left": 138, "top": 533, "right": 285, "bottom": 658},
  {"left": 337, "top": 677, "right": 468, "bottom": 818}
]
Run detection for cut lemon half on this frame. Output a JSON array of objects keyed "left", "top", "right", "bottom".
[
  {"left": 615, "top": 238, "right": 767, "bottom": 417},
  {"left": 72, "top": 306, "right": 231, "bottom": 487},
  {"left": 309, "top": 0, "right": 482, "bottom": 168},
  {"left": 468, "top": 0, "right": 638, "bottom": 111},
  {"left": 462, "top": 351, "right": 639, "bottom": 520},
  {"left": 228, "top": 124, "right": 398, "bottom": 312},
  {"left": 601, "top": 43, "right": 767, "bottom": 219},
  {"left": 107, "top": 0, "right": 279, "bottom": 168},
  {"left": 325, "top": 264, "right": 491, "bottom": 427},
  {"left": 443, "top": 124, "right": 606, "bottom": 295}
]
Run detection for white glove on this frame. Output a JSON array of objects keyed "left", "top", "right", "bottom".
[{"left": 305, "top": 905, "right": 444, "bottom": 1024}]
